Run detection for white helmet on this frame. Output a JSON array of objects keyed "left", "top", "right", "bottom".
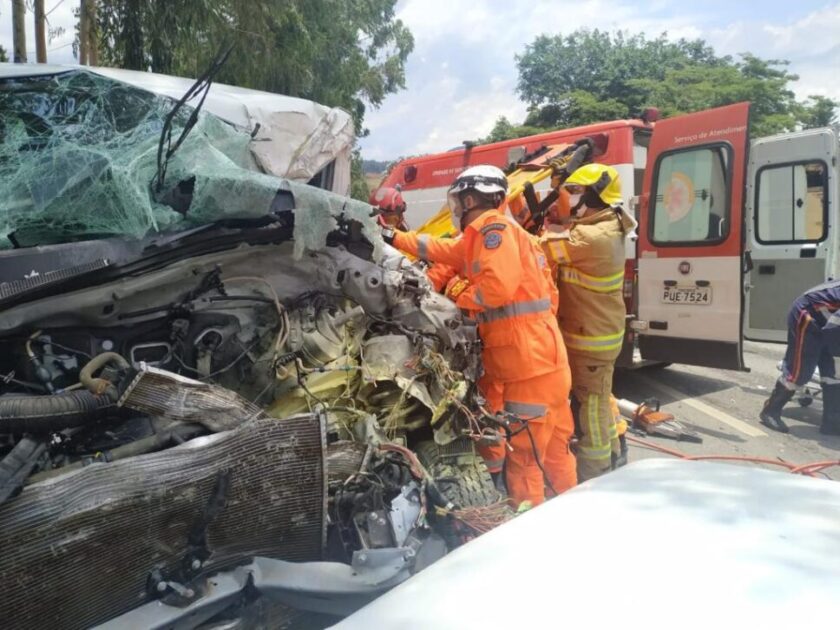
[{"left": 447, "top": 165, "right": 508, "bottom": 225}]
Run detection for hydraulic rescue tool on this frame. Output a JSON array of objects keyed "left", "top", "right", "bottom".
[{"left": 616, "top": 398, "right": 703, "bottom": 443}]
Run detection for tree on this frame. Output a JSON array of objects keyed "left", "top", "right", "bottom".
[
  {"left": 626, "top": 54, "right": 801, "bottom": 136},
  {"left": 35, "top": 0, "right": 47, "bottom": 63},
  {"left": 0, "top": 46, "right": 7, "bottom": 63},
  {"left": 516, "top": 31, "right": 722, "bottom": 116},
  {"left": 509, "top": 29, "right": 815, "bottom": 140},
  {"left": 799, "top": 95, "right": 839, "bottom": 129},
  {"left": 93, "top": 0, "right": 413, "bottom": 136},
  {"left": 12, "top": 0, "right": 27, "bottom": 63},
  {"left": 482, "top": 116, "right": 547, "bottom": 143},
  {"left": 350, "top": 150, "right": 370, "bottom": 202}
]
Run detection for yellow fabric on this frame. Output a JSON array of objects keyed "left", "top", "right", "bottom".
[
  {"left": 538, "top": 207, "right": 630, "bottom": 482},
  {"left": 540, "top": 209, "right": 633, "bottom": 361},
  {"left": 558, "top": 267, "right": 624, "bottom": 293},
  {"left": 571, "top": 357, "right": 618, "bottom": 482}
]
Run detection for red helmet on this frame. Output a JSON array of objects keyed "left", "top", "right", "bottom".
[{"left": 370, "top": 186, "right": 406, "bottom": 214}]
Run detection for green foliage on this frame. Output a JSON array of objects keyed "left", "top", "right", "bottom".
[
  {"left": 482, "top": 116, "right": 547, "bottom": 143},
  {"left": 350, "top": 149, "right": 370, "bottom": 202},
  {"left": 517, "top": 30, "right": 722, "bottom": 111},
  {"left": 799, "top": 95, "right": 839, "bottom": 129},
  {"left": 625, "top": 54, "right": 801, "bottom": 136},
  {"left": 361, "top": 159, "right": 390, "bottom": 174},
  {"left": 508, "top": 28, "right": 823, "bottom": 140},
  {"left": 0, "top": 45, "right": 7, "bottom": 63},
  {"left": 94, "top": 0, "right": 414, "bottom": 135}
]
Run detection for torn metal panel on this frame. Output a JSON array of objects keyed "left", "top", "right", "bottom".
[{"left": 88, "top": 65, "right": 355, "bottom": 187}]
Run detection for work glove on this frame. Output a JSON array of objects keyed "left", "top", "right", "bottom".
[
  {"left": 381, "top": 226, "right": 396, "bottom": 245},
  {"left": 549, "top": 137, "right": 596, "bottom": 188},
  {"left": 377, "top": 214, "right": 396, "bottom": 244}
]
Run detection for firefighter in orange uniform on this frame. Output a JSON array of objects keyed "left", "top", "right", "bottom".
[
  {"left": 539, "top": 163, "right": 636, "bottom": 481},
  {"left": 382, "top": 165, "right": 577, "bottom": 505}
]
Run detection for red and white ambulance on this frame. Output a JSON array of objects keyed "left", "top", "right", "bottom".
[{"left": 377, "top": 104, "right": 839, "bottom": 370}]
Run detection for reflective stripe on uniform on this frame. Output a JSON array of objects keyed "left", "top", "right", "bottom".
[
  {"left": 564, "top": 330, "right": 624, "bottom": 352},
  {"left": 577, "top": 443, "right": 613, "bottom": 461},
  {"left": 588, "top": 393, "right": 602, "bottom": 448},
  {"left": 471, "top": 260, "right": 481, "bottom": 274},
  {"left": 417, "top": 234, "right": 429, "bottom": 261},
  {"left": 547, "top": 239, "right": 570, "bottom": 264},
  {"left": 537, "top": 254, "right": 547, "bottom": 269},
  {"left": 476, "top": 297, "right": 552, "bottom": 323},
  {"left": 474, "top": 288, "right": 485, "bottom": 306},
  {"left": 483, "top": 458, "right": 505, "bottom": 471},
  {"left": 504, "top": 400, "right": 547, "bottom": 419},
  {"left": 559, "top": 267, "right": 624, "bottom": 293}
]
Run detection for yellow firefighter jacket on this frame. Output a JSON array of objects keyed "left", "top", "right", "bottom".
[{"left": 539, "top": 207, "right": 637, "bottom": 359}]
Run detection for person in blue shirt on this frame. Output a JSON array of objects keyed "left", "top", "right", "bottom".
[{"left": 760, "top": 280, "right": 840, "bottom": 434}]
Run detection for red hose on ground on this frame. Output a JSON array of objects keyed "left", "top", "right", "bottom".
[{"left": 625, "top": 435, "right": 840, "bottom": 478}]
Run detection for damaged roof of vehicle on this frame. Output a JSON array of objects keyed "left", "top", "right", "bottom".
[
  {"left": 0, "top": 63, "right": 358, "bottom": 251},
  {"left": 0, "top": 62, "right": 355, "bottom": 181}
]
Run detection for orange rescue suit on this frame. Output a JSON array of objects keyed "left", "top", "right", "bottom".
[{"left": 394, "top": 209, "right": 577, "bottom": 505}]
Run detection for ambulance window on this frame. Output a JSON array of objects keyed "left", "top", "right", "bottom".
[
  {"left": 756, "top": 161, "right": 828, "bottom": 244},
  {"left": 650, "top": 145, "right": 730, "bottom": 245}
]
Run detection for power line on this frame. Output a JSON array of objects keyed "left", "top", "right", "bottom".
[
  {"left": 25, "top": 40, "right": 73, "bottom": 55},
  {"left": 45, "top": 0, "right": 66, "bottom": 18}
]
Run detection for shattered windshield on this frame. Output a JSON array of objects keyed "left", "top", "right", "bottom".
[{"left": 0, "top": 69, "right": 376, "bottom": 253}]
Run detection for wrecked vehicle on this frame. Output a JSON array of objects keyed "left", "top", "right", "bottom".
[{"left": 0, "top": 64, "right": 504, "bottom": 629}]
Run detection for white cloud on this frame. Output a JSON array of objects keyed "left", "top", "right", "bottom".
[
  {"left": 2, "top": 0, "right": 836, "bottom": 161},
  {"left": 703, "top": 4, "right": 840, "bottom": 101},
  {"left": 363, "top": 0, "right": 840, "bottom": 159},
  {"left": 364, "top": 0, "right": 709, "bottom": 159}
]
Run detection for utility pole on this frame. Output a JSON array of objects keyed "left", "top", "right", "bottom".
[
  {"left": 87, "top": 0, "right": 98, "bottom": 66},
  {"left": 12, "top": 0, "right": 27, "bottom": 63},
  {"left": 35, "top": 0, "right": 47, "bottom": 63},
  {"left": 79, "top": 0, "right": 89, "bottom": 65}
]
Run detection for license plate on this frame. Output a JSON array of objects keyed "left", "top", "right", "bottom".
[{"left": 661, "top": 286, "right": 712, "bottom": 305}]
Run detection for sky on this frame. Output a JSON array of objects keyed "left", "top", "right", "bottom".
[
  {"left": 358, "top": 0, "right": 840, "bottom": 160},
  {"left": 1, "top": 1, "right": 838, "bottom": 161}
]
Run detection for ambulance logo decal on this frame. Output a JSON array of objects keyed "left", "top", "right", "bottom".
[{"left": 663, "top": 172, "right": 694, "bottom": 222}]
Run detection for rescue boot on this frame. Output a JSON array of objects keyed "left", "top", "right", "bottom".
[
  {"left": 611, "top": 434, "right": 628, "bottom": 469},
  {"left": 819, "top": 383, "right": 840, "bottom": 436},
  {"left": 759, "top": 382, "right": 794, "bottom": 433}
]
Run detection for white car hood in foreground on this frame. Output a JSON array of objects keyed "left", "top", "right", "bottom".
[
  {"left": 0, "top": 63, "right": 354, "bottom": 193},
  {"left": 336, "top": 459, "right": 840, "bottom": 629}
]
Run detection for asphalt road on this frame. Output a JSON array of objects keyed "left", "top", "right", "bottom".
[{"left": 615, "top": 341, "right": 840, "bottom": 480}]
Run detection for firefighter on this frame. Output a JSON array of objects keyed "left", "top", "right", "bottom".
[
  {"left": 759, "top": 280, "right": 840, "bottom": 435},
  {"left": 381, "top": 165, "right": 577, "bottom": 506},
  {"left": 539, "top": 163, "right": 637, "bottom": 481},
  {"left": 370, "top": 186, "right": 409, "bottom": 230}
]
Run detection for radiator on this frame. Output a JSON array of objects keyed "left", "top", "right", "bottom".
[{"left": 0, "top": 413, "right": 326, "bottom": 629}]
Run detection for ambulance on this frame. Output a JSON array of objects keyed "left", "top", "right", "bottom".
[{"left": 376, "top": 104, "right": 839, "bottom": 370}]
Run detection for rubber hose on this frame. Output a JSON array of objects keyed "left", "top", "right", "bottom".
[
  {"left": 80, "top": 352, "right": 130, "bottom": 395},
  {"left": 0, "top": 389, "right": 115, "bottom": 433}
]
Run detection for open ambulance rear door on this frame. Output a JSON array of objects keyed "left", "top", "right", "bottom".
[{"left": 636, "top": 103, "right": 750, "bottom": 370}]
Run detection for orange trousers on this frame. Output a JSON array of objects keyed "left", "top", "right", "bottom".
[{"left": 478, "top": 370, "right": 577, "bottom": 506}]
